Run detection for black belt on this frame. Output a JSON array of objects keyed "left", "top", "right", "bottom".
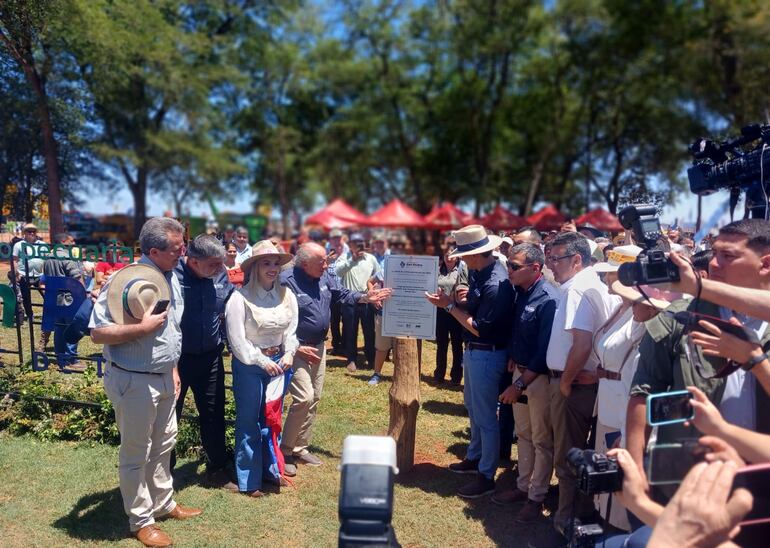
[
  {"left": 109, "top": 361, "right": 164, "bottom": 376},
  {"left": 548, "top": 369, "right": 563, "bottom": 379},
  {"left": 466, "top": 342, "right": 499, "bottom": 352}
]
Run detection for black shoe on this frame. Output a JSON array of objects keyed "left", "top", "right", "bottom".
[
  {"left": 448, "top": 458, "right": 479, "bottom": 474},
  {"left": 458, "top": 474, "right": 495, "bottom": 499},
  {"left": 205, "top": 469, "right": 238, "bottom": 491}
]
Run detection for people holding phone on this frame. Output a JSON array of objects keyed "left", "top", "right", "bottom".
[{"left": 626, "top": 219, "right": 770, "bottom": 490}]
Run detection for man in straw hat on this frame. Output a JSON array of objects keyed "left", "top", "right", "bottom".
[
  {"left": 544, "top": 231, "right": 619, "bottom": 536},
  {"left": 426, "top": 225, "right": 513, "bottom": 498},
  {"left": 89, "top": 217, "right": 201, "bottom": 547}
]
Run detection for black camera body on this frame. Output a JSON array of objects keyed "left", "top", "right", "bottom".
[
  {"left": 616, "top": 204, "right": 680, "bottom": 287},
  {"left": 566, "top": 448, "right": 624, "bottom": 496}
]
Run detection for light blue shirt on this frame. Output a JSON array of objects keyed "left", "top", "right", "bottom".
[
  {"left": 717, "top": 307, "right": 765, "bottom": 431},
  {"left": 235, "top": 243, "right": 252, "bottom": 266},
  {"left": 89, "top": 255, "right": 184, "bottom": 373}
]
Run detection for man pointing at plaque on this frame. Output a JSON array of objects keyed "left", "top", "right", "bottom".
[{"left": 426, "top": 225, "right": 513, "bottom": 498}]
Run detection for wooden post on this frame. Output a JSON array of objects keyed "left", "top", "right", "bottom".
[{"left": 388, "top": 336, "right": 421, "bottom": 473}]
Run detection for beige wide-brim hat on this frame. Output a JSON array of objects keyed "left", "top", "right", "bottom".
[
  {"left": 594, "top": 245, "right": 643, "bottom": 273},
  {"left": 240, "top": 240, "right": 293, "bottom": 273},
  {"left": 611, "top": 280, "right": 680, "bottom": 310},
  {"left": 448, "top": 225, "right": 502, "bottom": 259},
  {"left": 106, "top": 264, "right": 171, "bottom": 325}
]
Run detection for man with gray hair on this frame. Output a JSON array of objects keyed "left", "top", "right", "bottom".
[
  {"left": 171, "top": 234, "right": 236, "bottom": 490},
  {"left": 279, "top": 243, "right": 391, "bottom": 477},
  {"left": 233, "top": 226, "right": 252, "bottom": 265},
  {"left": 544, "top": 231, "right": 619, "bottom": 536},
  {"left": 90, "top": 217, "right": 201, "bottom": 547}
]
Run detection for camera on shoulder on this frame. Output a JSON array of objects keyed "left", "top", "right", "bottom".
[{"left": 616, "top": 204, "right": 680, "bottom": 287}]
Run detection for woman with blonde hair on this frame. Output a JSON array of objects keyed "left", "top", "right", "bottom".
[{"left": 225, "top": 240, "right": 298, "bottom": 497}]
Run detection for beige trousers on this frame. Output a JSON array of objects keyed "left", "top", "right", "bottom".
[
  {"left": 512, "top": 371, "right": 554, "bottom": 502},
  {"left": 281, "top": 342, "right": 326, "bottom": 456},
  {"left": 103, "top": 364, "right": 177, "bottom": 532}
]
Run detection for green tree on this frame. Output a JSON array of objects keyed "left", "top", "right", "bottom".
[{"left": 0, "top": 0, "right": 67, "bottom": 234}]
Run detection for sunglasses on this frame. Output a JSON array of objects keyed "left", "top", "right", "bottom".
[{"left": 507, "top": 262, "right": 530, "bottom": 271}]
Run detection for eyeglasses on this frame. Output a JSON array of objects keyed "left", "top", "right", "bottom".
[{"left": 546, "top": 253, "right": 576, "bottom": 262}]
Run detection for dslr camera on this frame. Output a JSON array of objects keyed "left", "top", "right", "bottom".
[
  {"left": 617, "top": 204, "right": 680, "bottom": 286},
  {"left": 566, "top": 448, "right": 623, "bottom": 496}
]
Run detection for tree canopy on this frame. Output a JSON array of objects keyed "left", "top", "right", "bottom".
[{"left": 3, "top": 0, "right": 770, "bottom": 235}]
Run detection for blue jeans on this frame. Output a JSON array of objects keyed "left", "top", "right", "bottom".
[
  {"left": 463, "top": 348, "right": 508, "bottom": 479},
  {"left": 232, "top": 357, "right": 273, "bottom": 491},
  {"left": 54, "top": 322, "right": 78, "bottom": 366}
]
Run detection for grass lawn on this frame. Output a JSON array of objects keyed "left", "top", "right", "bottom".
[{"left": 0, "top": 317, "right": 562, "bottom": 547}]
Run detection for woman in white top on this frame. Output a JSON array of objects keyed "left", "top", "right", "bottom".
[
  {"left": 225, "top": 240, "right": 298, "bottom": 497},
  {"left": 592, "top": 280, "right": 677, "bottom": 530}
]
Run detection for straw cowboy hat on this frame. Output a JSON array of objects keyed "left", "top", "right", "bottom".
[
  {"left": 106, "top": 264, "right": 171, "bottom": 325},
  {"left": 611, "top": 280, "right": 680, "bottom": 310},
  {"left": 240, "top": 240, "right": 293, "bottom": 273},
  {"left": 594, "top": 245, "right": 643, "bottom": 273},
  {"left": 448, "top": 225, "right": 502, "bottom": 259}
]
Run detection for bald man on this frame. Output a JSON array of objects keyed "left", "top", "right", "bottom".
[{"left": 279, "top": 244, "right": 391, "bottom": 477}]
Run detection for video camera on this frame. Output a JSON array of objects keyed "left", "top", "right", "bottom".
[
  {"left": 688, "top": 123, "right": 770, "bottom": 217},
  {"left": 617, "top": 204, "right": 680, "bottom": 286},
  {"left": 566, "top": 448, "right": 623, "bottom": 496}
]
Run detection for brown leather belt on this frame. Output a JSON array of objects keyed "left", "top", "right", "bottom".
[
  {"left": 597, "top": 367, "right": 622, "bottom": 381},
  {"left": 261, "top": 345, "right": 283, "bottom": 357},
  {"left": 547, "top": 369, "right": 599, "bottom": 385}
]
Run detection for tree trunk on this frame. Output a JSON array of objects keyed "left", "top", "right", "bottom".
[
  {"left": 19, "top": 59, "right": 64, "bottom": 236},
  {"left": 388, "top": 337, "right": 421, "bottom": 473},
  {"left": 130, "top": 167, "right": 148, "bottom": 240}
]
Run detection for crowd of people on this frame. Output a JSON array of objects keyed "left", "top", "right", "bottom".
[{"left": 19, "top": 211, "right": 769, "bottom": 547}]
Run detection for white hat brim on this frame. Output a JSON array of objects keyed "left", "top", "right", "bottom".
[{"left": 448, "top": 234, "right": 502, "bottom": 259}]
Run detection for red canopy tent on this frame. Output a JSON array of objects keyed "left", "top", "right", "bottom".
[
  {"left": 527, "top": 205, "right": 566, "bottom": 231},
  {"left": 305, "top": 198, "right": 368, "bottom": 229},
  {"left": 368, "top": 198, "right": 426, "bottom": 227},
  {"left": 477, "top": 205, "right": 527, "bottom": 231},
  {"left": 575, "top": 208, "right": 623, "bottom": 232},
  {"left": 424, "top": 202, "right": 475, "bottom": 230}
]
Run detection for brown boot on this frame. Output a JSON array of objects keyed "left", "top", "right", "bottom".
[
  {"left": 157, "top": 504, "right": 202, "bottom": 521},
  {"left": 135, "top": 525, "right": 172, "bottom": 547},
  {"left": 37, "top": 331, "right": 51, "bottom": 352}
]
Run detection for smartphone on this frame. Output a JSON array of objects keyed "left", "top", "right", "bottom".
[
  {"left": 646, "top": 390, "right": 694, "bottom": 426},
  {"left": 646, "top": 439, "right": 710, "bottom": 485},
  {"left": 151, "top": 299, "right": 170, "bottom": 315},
  {"left": 671, "top": 310, "right": 759, "bottom": 344},
  {"left": 733, "top": 464, "right": 770, "bottom": 527}
]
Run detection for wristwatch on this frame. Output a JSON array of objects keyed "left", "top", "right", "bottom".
[
  {"left": 742, "top": 352, "right": 767, "bottom": 372},
  {"left": 444, "top": 303, "right": 455, "bottom": 313},
  {"left": 513, "top": 378, "right": 527, "bottom": 391}
]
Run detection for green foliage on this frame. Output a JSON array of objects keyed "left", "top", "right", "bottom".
[
  {"left": 0, "top": 369, "right": 233, "bottom": 457},
  {"left": 5, "top": 0, "right": 770, "bottom": 224}
]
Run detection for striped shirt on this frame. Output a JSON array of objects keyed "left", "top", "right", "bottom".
[{"left": 89, "top": 255, "right": 184, "bottom": 373}]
